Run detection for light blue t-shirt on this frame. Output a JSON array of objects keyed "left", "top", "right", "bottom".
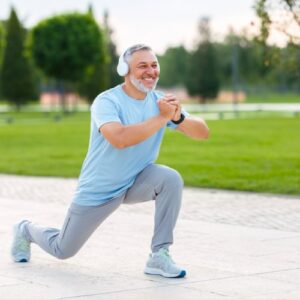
[{"left": 73, "top": 85, "right": 185, "bottom": 206}]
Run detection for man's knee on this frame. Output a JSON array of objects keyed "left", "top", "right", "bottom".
[
  {"left": 55, "top": 246, "right": 79, "bottom": 260},
  {"left": 161, "top": 167, "right": 184, "bottom": 191},
  {"left": 155, "top": 167, "right": 183, "bottom": 208}
]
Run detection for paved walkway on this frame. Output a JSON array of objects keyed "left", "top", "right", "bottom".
[{"left": 0, "top": 174, "right": 300, "bottom": 300}]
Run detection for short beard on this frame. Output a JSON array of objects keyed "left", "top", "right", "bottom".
[{"left": 129, "top": 75, "right": 159, "bottom": 94}]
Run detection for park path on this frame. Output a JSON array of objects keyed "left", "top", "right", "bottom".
[{"left": 0, "top": 174, "right": 300, "bottom": 299}]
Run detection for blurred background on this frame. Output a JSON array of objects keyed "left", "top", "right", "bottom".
[
  {"left": 0, "top": 0, "right": 299, "bottom": 108},
  {"left": 0, "top": 0, "right": 299, "bottom": 195}
]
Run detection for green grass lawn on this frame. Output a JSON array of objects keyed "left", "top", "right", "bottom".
[{"left": 0, "top": 112, "right": 299, "bottom": 195}]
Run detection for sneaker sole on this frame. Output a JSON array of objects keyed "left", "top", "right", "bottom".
[
  {"left": 15, "top": 258, "right": 29, "bottom": 263},
  {"left": 11, "top": 252, "right": 31, "bottom": 263},
  {"left": 144, "top": 267, "right": 186, "bottom": 278}
]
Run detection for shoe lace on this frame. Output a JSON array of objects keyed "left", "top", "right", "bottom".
[{"left": 159, "top": 248, "right": 175, "bottom": 264}]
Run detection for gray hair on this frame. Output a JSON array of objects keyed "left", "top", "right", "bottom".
[{"left": 123, "top": 44, "right": 153, "bottom": 64}]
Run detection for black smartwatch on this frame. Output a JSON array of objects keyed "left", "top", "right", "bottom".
[{"left": 171, "top": 113, "right": 185, "bottom": 125}]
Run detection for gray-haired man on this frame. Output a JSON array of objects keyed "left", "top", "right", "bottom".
[{"left": 11, "top": 44, "right": 209, "bottom": 278}]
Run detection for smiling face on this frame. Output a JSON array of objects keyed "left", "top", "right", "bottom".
[{"left": 126, "top": 50, "right": 160, "bottom": 94}]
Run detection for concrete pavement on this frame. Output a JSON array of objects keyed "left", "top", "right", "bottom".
[{"left": 0, "top": 174, "right": 300, "bottom": 300}]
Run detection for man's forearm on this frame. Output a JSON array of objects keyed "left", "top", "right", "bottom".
[
  {"left": 177, "top": 117, "right": 209, "bottom": 140},
  {"left": 115, "top": 115, "right": 168, "bottom": 148}
]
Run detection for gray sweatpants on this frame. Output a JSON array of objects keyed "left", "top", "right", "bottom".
[{"left": 23, "top": 164, "right": 183, "bottom": 259}]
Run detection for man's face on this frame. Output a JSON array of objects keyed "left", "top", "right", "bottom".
[{"left": 127, "top": 50, "right": 160, "bottom": 93}]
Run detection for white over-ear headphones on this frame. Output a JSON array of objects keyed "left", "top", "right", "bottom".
[{"left": 117, "top": 50, "right": 129, "bottom": 76}]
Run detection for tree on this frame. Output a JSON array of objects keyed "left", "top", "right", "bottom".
[
  {"left": 76, "top": 55, "right": 108, "bottom": 103},
  {"left": 0, "top": 22, "right": 5, "bottom": 98},
  {"left": 158, "top": 46, "right": 189, "bottom": 87},
  {"left": 0, "top": 22, "right": 4, "bottom": 67},
  {"left": 103, "top": 10, "right": 122, "bottom": 88},
  {"left": 255, "top": 0, "right": 300, "bottom": 45},
  {"left": 76, "top": 7, "right": 109, "bottom": 103},
  {"left": 31, "top": 13, "right": 106, "bottom": 109},
  {"left": 185, "top": 18, "right": 220, "bottom": 102},
  {"left": 221, "top": 31, "right": 274, "bottom": 86},
  {"left": 0, "top": 7, "right": 36, "bottom": 109},
  {"left": 255, "top": 0, "right": 300, "bottom": 92},
  {"left": 267, "top": 43, "right": 300, "bottom": 91}
]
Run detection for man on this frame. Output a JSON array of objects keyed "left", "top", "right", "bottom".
[{"left": 11, "top": 44, "right": 209, "bottom": 278}]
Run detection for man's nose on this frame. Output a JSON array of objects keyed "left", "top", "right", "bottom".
[{"left": 146, "top": 66, "right": 158, "bottom": 75}]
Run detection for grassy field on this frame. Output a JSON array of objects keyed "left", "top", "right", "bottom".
[{"left": 0, "top": 111, "right": 299, "bottom": 195}]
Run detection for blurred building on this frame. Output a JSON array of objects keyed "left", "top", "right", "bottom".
[{"left": 158, "top": 86, "right": 245, "bottom": 103}]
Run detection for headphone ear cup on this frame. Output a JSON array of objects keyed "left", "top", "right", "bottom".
[{"left": 117, "top": 56, "right": 129, "bottom": 76}]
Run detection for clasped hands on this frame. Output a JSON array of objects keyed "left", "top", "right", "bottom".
[{"left": 158, "top": 94, "right": 182, "bottom": 122}]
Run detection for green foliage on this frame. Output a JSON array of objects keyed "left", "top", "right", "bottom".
[
  {"left": 272, "top": 44, "right": 300, "bottom": 91},
  {"left": 158, "top": 46, "right": 189, "bottom": 87},
  {"left": 0, "top": 22, "right": 4, "bottom": 67},
  {"left": 185, "top": 18, "right": 220, "bottom": 101},
  {"left": 186, "top": 42, "right": 220, "bottom": 100},
  {"left": 76, "top": 12, "right": 109, "bottom": 102},
  {"left": 253, "top": 1, "right": 300, "bottom": 91},
  {"left": 106, "top": 39, "right": 121, "bottom": 88},
  {"left": 215, "top": 33, "right": 275, "bottom": 88},
  {"left": 0, "top": 112, "right": 299, "bottom": 195},
  {"left": 156, "top": 17, "right": 299, "bottom": 95},
  {"left": 0, "top": 22, "right": 5, "bottom": 98},
  {"left": 0, "top": 8, "right": 36, "bottom": 108},
  {"left": 77, "top": 56, "right": 108, "bottom": 103},
  {"left": 31, "top": 13, "right": 105, "bottom": 82},
  {"left": 255, "top": 0, "right": 300, "bottom": 45},
  {"left": 155, "top": 29, "right": 298, "bottom": 93},
  {"left": 255, "top": 0, "right": 271, "bottom": 44},
  {"left": 103, "top": 10, "right": 122, "bottom": 88}
]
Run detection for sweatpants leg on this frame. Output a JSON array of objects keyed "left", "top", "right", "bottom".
[
  {"left": 123, "top": 164, "right": 183, "bottom": 253},
  {"left": 23, "top": 195, "right": 124, "bottom": 259}
]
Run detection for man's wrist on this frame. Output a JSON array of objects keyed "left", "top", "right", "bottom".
[
  {"left": 157, "top": 114, "right": 170, "bottom": 124},
  {"left": 171, "top": 113, "right": 185, "bottom": 125}
]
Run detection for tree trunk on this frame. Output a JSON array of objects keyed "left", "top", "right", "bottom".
[{"left": 57, "top": 80, "right": 67, "bottom": 114}]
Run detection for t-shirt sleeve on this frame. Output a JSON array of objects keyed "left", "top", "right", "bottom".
[{"left": 91, "top": 96, "right": 121, "bottom": 129}]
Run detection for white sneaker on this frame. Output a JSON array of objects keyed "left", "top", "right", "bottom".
[
  {"left": 11, "top": 220, "right": 31, "bottom": 263},
  {"left": 144, "top": 248, "right": 186, "bottom": 278}
]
